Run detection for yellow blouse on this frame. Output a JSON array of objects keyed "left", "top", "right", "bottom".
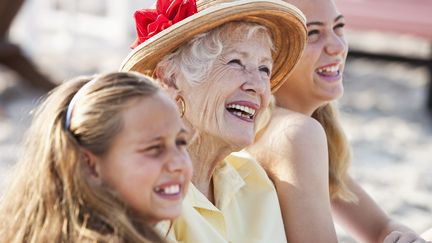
[{"left": 157, "top": 151, "right": 287, "bottom": 243}]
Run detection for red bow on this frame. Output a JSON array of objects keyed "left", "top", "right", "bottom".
[{"left": 131, "top": 0, "right": 198, "bottom": 49}]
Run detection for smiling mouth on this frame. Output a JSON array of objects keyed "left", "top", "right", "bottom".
[
  {"left": 316, "top": 64, "right": 340, "bottom": 77},
  {"left": 226, "top": 103, "right": 257, "bottom": 121},
  {"left": 154, "top": 184, "right": 181, "bottom": 196}
]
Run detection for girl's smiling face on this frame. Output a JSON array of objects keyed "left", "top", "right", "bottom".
[
  {"left": 94, "top": 91, "right": 192, "bottom": 224},
  {"left": 278, "top": 0, "right": 348, "bottom": 112}
]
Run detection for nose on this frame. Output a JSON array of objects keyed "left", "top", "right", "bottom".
[
  {"left": 325, "top": 32, "right": 347, "bottom": 56},
  {"left": 165, "top": 148, "right": 192, "bottom": 173},
  {"left": 241, "top": 68, "right": 270, "bottom": 97}
]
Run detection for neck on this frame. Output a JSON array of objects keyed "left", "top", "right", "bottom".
[
  {"left": 274, "top": 88, "right": 322, "bottom": 116},
  {"left": 187, "top": 131, "right": 233, "bottom": 203}
]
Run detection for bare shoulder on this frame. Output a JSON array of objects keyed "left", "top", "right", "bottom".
[
  {"left": 266, "top": 107, "right": 327, "bottom": 147},
  {"left": 249, "top": 107, "right": 328, "bottom": 178}
]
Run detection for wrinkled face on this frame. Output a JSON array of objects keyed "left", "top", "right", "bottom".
[
  {"left": 281, "top": 0, "right": 348, "bottom": 107},
  {"left": 179, "top": 37, "right": 272, "bottom": 149},
  {"left": 96, "top": 92, "right": 192, "bottom": 224}
]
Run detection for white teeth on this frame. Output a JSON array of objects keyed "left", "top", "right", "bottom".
[
  {"left": 226, "top": 104, "right": 256, "bottom": 116},
  {"left": 317, "top": 65, "right": 339, "bottom": 73},
  {"left": 233, "top": 111, "right": 250, "bottom": 119},
  {"left": 154, "top": 184, "right": 180, "bottom": 195}
]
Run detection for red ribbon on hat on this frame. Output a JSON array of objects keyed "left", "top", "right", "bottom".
[{"left": 131, "top": 0, "right": 198, "bottom": 49}]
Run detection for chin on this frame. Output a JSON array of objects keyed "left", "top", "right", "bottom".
[
  {"left": 331, "top": 88, "right": 344, "bottom": 100},
  {"left": 162, "top": 212, "right": 181, "bottom": 221},
  {"left": 221, "top": 123, "right": 256, "bottom": 151},
  {"left": 228, "top": 136, "right": 254, "bottom": 151},
  {"left": 320, "top": 85, "right": 344, "bottom": 102},
  {"left": 151, "top": 208, "right": 182, "bottom": 222}
]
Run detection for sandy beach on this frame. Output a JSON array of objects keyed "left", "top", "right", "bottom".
[
  {"left": 337, "top": 58, "right": 432, "bottom": 242},
  {"left": 1, "top": 6, "right": 431, "bottom": 242}
]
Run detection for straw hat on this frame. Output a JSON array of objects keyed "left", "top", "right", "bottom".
[{"left": 120, "top": 0, "right": 307, "bottom": 92}]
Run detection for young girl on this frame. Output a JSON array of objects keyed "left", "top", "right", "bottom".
[
  {"left": 248, "top": 0, "right": 430, "bottom": 242},
  {"left": 0, "top": 72, "right": 192, "bottom": 242}
]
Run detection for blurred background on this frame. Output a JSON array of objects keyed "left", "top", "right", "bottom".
[{"left": 0, "top": 0, "right": 431, "bottom": 242}]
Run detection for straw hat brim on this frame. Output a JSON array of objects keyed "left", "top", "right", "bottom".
[{"left": 119, "top": 0, "right": 307, "bottom": 92}]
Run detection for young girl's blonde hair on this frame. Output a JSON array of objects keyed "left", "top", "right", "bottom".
[
  {"left": 0, "top": 72, "right": 165, "bottom": 242},
  {"left": 312, "top": 103, "right": 356, "bottom": 202}
]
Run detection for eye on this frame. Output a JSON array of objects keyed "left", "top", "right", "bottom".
[
  {"left": 334, "top": 23, "right": 345, "bottom": 29},
  {"left": 176, "top": 138, "right": 188, "bottom": 147},
  {"left": 142, "top": 144, "right": 164, "bottom": 157},
  {"left": 307, "top": 29, "right": 320, "bottom": 43},
  {"left": 334, "top": 23, "right": 345, "bottom": 36},
  {"left": 259, "top": 66, "right": 270, "bottom": 76},
  {"left": 308, "top": 29, "right": 319, "bottom": 37},
  {"left": 227, "top": 59, "right": 244, "bottom": 67}
]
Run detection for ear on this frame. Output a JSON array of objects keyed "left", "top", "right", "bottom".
[
  {"left": 81, "top": 149, "right": 103, "bottom": 185},
  {"left": 165, "top": 84, "right": 181, "bottom": 100},
  {"left": 156, "top": 72, "right": 182, "bottom": 99}
]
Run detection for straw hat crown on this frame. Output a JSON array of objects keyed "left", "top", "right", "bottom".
[{"left": 120, "top": 0, "right": 307, "bottom": 92}]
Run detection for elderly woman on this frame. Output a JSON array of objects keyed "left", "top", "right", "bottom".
[{"left": 120, "top": 0, "right": 306, "bottom": 242}]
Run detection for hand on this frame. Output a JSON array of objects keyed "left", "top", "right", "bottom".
[{"left": 383, "top": 231, "right": 431, "bottom": 243}]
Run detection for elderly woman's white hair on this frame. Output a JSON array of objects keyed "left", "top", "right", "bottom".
[{"left": 155, "top": 22, "right": 274, "bottom": 86}]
